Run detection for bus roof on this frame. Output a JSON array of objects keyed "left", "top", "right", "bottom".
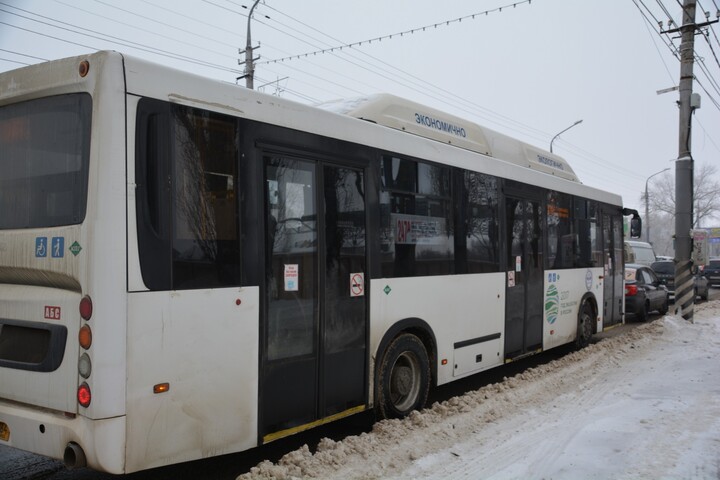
[{"left": 318, "top": 94, "right": 579, "bottom": 183}]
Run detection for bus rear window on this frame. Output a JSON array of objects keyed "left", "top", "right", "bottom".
[{"left": 0, "top": 94, "right": 91, "bottom": 229}]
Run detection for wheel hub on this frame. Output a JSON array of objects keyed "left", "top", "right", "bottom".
[{"left": 392, "top": 365, "right": 412, "bottom": 396}]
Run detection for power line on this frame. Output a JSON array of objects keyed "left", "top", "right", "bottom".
[
  {"left": 0, "top": 48, "right": 48, "bottom": 62},
  {"left": 0, "top": 3, "right": 243, "bottom": 75},
  {"left": 260, "top": 0, "right": 533, "bottom": 65},
  {"left": 93, "top": 0, "right": 239, "bottom": 50},
  {"left": 0, "top": 57, "right": 32, "bottom": 66}
]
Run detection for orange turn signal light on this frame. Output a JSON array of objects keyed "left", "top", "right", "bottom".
[
  {"left": 153, "top": 383, "right": 170, "bottom": 394},
  {"left": 79, "top": 325, "right": 92, "bottom": 350}
]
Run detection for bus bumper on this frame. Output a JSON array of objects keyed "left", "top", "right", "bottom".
[{"left": 0, "top": 400, "right": 126, "bottom": 474}]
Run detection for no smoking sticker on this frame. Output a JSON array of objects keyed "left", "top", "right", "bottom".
[{"left": 350, "top": 273, "right": 364, "bottom": 297}]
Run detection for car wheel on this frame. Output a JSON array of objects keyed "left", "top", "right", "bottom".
[{"left": 658, "top": 296, "right": 669, "bottom": 315}]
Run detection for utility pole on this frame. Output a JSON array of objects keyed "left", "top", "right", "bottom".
[
  {"left": 673, "top": 0, "right": 696, "bottom": 322},
  {"left": 238, "top": 0, "right": 261, "bottom": 89}
]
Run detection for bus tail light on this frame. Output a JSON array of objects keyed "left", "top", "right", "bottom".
[
  {"left": 77, "top": 383, "right": 91, "bottom": 408},
  {"left": 79, "top": 296, "right": 92, "bottom": 320}
]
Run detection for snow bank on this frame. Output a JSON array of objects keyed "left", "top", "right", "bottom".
[{"left": 240, "top": 302, "right": 720, "bottom": 479}]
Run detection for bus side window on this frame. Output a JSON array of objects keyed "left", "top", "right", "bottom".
[
  {"left": 379, "top": 156, "right": 454, "bottom": 278},
  {"left": 171, "top": 107, "right": 240, "bottom": 289},
  {"left": 464, "top": 171, "right": 500, "bottom": 273}
]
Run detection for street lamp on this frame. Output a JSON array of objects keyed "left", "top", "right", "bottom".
[
  {"left": 550, "top": 120, "right": 583, "bottom": 153},
  {"left": 645, "top": 168, "right": 670, "bottom": 244}
]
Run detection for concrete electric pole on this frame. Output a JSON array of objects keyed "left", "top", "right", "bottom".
[
  {"left": 672, "top": 0, "right": 697, "bottom": 322},
  {"left": 238, "top": 0, "right": 261, "bottom": 89}
]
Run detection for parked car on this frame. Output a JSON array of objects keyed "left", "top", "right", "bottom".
[
  {"left": 703, "top": 258, "right": 720, "bottom": 287},
  {"left": 625, "top": 263, "right": 669, "bottom": 321},
  {"left": 651, "top": 260, "right": 709, "bottom": 300}
]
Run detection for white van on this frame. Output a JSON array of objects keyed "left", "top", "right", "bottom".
[{"left": 624, "top": 240, "right": 657, "bottom": 266}]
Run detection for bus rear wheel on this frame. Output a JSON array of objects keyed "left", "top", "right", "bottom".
[
  {"left": 377, "top": 333, "right": 430, "bottom": 419},
  {"left": 575, "top": 301, "right": 594, "bottom": 349}
]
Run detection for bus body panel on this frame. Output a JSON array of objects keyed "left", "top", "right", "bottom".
[
  {"left": 543, "top": 268, "right": 604, "bottom": 350},
  {"left": 81, "top": 51, "right": 129, "bottom": 422},
  {"left": 369, "top": 273, "right": 506, "bottom": 388},
  {"left": 125, "top": 287, "right": 259, "bottom": 472},
  {"left": 0, "top": 50, "right": 129, "bottom": 468},
  {"left": 0, "top": 50, "right": 130, "bottom": 419}
]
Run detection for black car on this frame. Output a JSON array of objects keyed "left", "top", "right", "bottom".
[
  {"left": 703, "top": 258, "right": 720, "bottom": 287},
  {"left": 625, "top": 263, "right": 669, "bottom": 321},
  {"left": 651, "top": 260, "right": 709, "bottom": 300}
]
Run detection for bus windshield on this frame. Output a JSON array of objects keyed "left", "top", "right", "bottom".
[{"left": 0, "top": 94, "right": 92, "bottom": 229}]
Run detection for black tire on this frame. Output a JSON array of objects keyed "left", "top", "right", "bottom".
[
  {"left": 575, "top": 301, "right": 594, "bottom": 349},
  {"left": 658, "top": 296, "right": 669, "bottom": 315},
  {"left": 376, "top": 333, "right": 431, "bottom": 419},
  {"left": 636, "top": 301, "right": 648, "bottom": 322}
]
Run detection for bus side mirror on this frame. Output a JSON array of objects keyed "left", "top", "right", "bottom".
[
  {"left": 623, "top": 208, "right": 642, "bottom": 239},
  {"left": 630, "top": 216, "right": 642, "bottom": 239}
]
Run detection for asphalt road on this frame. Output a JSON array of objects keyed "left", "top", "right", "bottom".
[{"left": 2, "top": 287, "right": 718, "bottom": 480}]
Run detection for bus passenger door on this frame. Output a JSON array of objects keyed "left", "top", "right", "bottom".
[
  {"left": 602, "top": 212, "right": 623, "bottom": 327},
  {"left": 261, "top": 157, "right": 367, "bottom": 440},
  {"left": 504, "top": 196, "right": 544, "bottom": 360}
]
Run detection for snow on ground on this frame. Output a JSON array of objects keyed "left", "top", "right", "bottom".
[{"left": 240, "top": 301, "right": 720, "bottom": 479}]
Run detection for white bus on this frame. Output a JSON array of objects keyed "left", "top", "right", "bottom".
[{"left": 0, "top": 51, "right": 640, "bottom": 473}]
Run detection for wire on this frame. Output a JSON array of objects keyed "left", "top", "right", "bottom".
[
  {"left": 0, "top": 3, "right": 243, "bottom": 75},
  {"left": 0, "top": 57, "right": 32, "bottom": 66},
  {"left": 93, "top": 0, "right": 239, "bottom": 50},
  {"left": 0, "top": 48, "right": 48, "bottom": 62},
  {"left": 655, "top": 0, "right": 678, "bottom": 26},
  {"left": 260, "top": 0, "right": 533, "bottom": 65}
]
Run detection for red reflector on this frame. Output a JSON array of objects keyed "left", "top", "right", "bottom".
[
  {"left": 77, "top": 383, "right": 91, "bottom": 408},
  {"left": 79, "top": 296, "right": 92, "bottom": 321},
  {"left": 625, "top": 284, "right": 638, "bottom": 296}
]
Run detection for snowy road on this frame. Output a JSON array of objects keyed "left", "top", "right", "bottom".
[{"left": 242, "top": 302, "right": 720, "bottom": 479}]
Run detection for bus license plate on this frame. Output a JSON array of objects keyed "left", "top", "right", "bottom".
[{"left": 0, "top": 422, "right": 9, "bottom": 441}]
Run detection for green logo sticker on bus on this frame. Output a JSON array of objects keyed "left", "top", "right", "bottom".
[
  {"left": 545, "top": 284, "right": 559, "bottom": 324},
  {"left": 69, "top": 241, "right": 82, "bottom": 256},
  {"left": 384, "top": 285, "right": 392, "bottom": 295}
]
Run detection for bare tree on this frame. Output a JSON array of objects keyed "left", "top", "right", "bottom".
[{"left": 646, "top": 163, "right": 720, "bottom": 228}]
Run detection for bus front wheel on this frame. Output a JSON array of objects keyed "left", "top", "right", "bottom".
[{"left": 376, "top": 333, "right": 430, "bottom": 419}]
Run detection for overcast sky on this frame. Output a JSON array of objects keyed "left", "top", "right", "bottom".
[{"left": 1, "top": 0, "right": 719, "bottom": 215}]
